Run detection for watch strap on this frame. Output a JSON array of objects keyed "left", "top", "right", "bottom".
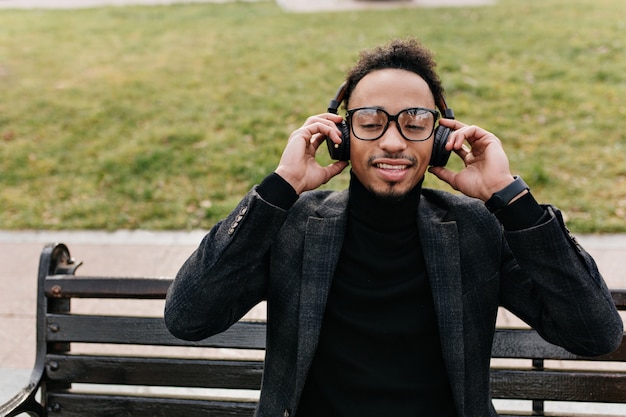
[{"left": 485, "top": 175, "right": 530, "bottom": 213}]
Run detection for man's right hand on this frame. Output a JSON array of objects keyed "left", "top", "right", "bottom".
[{"left": 274, "top": 113, "right": 349, "bottom": 195}]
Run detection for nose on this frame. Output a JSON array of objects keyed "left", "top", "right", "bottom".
[{"left": 378, "top": 121, "right": 408, "bottom": 153}]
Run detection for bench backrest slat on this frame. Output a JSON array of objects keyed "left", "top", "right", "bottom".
[
  {"left": 612, "top": 290, "right": 626, "bottom": 308},
  {"left": 46, "top": 314, "right": 266, "bottom": 349},
  {"left": 491, "top": 369, "right": 626, "bottom": 403},
  {"left": 45, "top": 276, "right": 173, "bottom": 299},
  {"left": 46, "top": 354, "right": 263, "bottom": 389},
  {"left": 47, "top": 392, "right": 256, "bottom": 417},
  {"left": 492, "top": 329, "right": 626, "bottom": 361}
]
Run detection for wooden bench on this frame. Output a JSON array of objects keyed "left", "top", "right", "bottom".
[{"left": 1, "top": 242, "right": 624, "bottom": 417}]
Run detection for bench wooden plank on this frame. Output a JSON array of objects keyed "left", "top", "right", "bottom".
[
  {"left": 44, "top": 276, "right": 173, "bottom": 299},
  {"left": 492, "top": 329, "right": 577, "bottom": 359},
  {"left": 46, "top": 314, "right": 266, "bottom": 349},
  {"left": 491, "top": 369, "right": 626, "bottom": 403},
  {"left": 492, "top": 329, "right": 626, "bottom": 361},
  {"left": 42, "top": 275, "right": 626, "bottom": 308},
  {"left": 46, "top": 354, "right": 263, "bottom": 389},
  {"left": 46, "top": 392, "right": 256, "bottom": 417},
  {"left": 612, "top": 290, "right": 626, "bottom": 308}
]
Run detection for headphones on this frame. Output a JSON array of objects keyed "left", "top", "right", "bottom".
[{"left": 325, "top": 81, "right": 455, "bottom": 167}]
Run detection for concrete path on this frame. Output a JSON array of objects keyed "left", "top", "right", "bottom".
[{"left": 0, "top": 0, "right": 495, "bottom": 12}]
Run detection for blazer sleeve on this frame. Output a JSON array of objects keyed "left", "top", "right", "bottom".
[
  {"left": 164, "top": 186, "right": 289, "bottom": 341},
  {"left": 498, "top": 205, "right": 623, "bottom": 356}
]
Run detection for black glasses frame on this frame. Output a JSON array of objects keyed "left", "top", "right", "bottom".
[{"left": 346, "top": 106, "right": 440, "bottom": 142}]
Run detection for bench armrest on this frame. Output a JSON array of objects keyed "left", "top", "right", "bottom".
[
  {"left": 0, "top": 371, "right": 44, "bottom": 417},
  {"left": 1, "top": 243, "right": 81, "bottom": 417}
]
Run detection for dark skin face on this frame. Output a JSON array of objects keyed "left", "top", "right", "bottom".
[{"left": 348, "top": 69, "right": 436, "bottom": 201}]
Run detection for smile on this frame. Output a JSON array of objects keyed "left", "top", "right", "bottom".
[{"left": 375, "top": 163, "right": 409, "bottom": 170}]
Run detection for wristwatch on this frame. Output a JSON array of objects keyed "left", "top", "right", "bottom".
[{"left": 484, "top": 175, "right": 529, "bottom": 213}]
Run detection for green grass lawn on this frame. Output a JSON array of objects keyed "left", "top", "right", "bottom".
[{"left": 1, "top": 0, "right": 624, "bottom": 232}]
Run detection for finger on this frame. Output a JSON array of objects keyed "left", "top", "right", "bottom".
[
  {"left": 438, "top": 117, "right": 467, "bottom": 130},
  {"left": 323, "top": 160, "right": 350, "bottom": 183},
  {"left": 428, "top": 166, "right": 458, "bottom": 190},
  {"left": 453, "top": 144, "right": 470, "bottom": 162},
  {"left": 313, "top": 123, "right": 344, "bottom": 148},
  {"left": 443, "top": 123, "right": 468, "bottom": 150},
  {"left": 289, "top": 125, "right": 331, "bottom": 149},
  {"left": 310, "top": 133, "right": 327, "bottom": 148},
  {"left": 446, "top": 124, "right": 487, "bottom": 152},
  {"left": 303, "top": 114, "right": 344, "bottom": 130},
  {"left": 308, "top": 120, "right": 342, "bottom": 139}
]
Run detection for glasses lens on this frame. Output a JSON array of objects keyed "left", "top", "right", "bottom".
[
  {"left": 350, "top": 108, "right": 436, "bottom": 141},
  {"left": 398, "top": 109, "right": 435, "bottom": 141},
  {"left": 351, "top": 108, "right": 387, "bottom": 140}
]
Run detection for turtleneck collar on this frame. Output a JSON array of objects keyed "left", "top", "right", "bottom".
[{"left": 348, "top": 170, "right": 422, "bottom": 232}]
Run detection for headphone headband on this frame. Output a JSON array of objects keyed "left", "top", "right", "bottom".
[{"left": 327, "top": 81, "right": 347, "bottom": 114}]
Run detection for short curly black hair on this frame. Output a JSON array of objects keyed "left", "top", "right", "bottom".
[{"left": 342, "top": 38, "right": 444, "bottom": 111}]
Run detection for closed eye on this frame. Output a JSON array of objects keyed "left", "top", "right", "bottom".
[{"left": 359, "top": 122, "right": 384, "bottom": 131}]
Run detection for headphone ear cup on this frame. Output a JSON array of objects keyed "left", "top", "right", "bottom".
[
  {"left": 326, "top": 121, "right": 350, "bottom": 161},
  {"left": 429, "top": 125, "right": 452, "bottom": 167}
]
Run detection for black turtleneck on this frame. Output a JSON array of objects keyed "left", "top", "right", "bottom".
[{"left": 296, "top": 173, "right": 457, "bottom": 417}]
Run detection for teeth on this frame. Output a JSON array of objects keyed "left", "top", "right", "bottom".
[{"left": 376, "top": 163, "right": 407, "bottom": 170}]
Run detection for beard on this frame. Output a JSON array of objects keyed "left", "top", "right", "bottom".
[{"left": 365, "top": 181, "right": 415, "bottom": 204}]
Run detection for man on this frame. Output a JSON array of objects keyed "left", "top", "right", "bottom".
[{"left": 165, "top": 38, "right": 622, "bottom": 417}]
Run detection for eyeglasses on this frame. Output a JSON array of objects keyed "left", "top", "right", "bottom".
[{"left": 346, "top": 107, "right": 439, "bottom": 142}]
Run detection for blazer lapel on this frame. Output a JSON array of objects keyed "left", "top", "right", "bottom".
[
  {"left": 419, "top": 200, "right": 466, "bottom": 414},
  {"left": 295, "top": 192, "right": 348, "bottom": 395}
]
